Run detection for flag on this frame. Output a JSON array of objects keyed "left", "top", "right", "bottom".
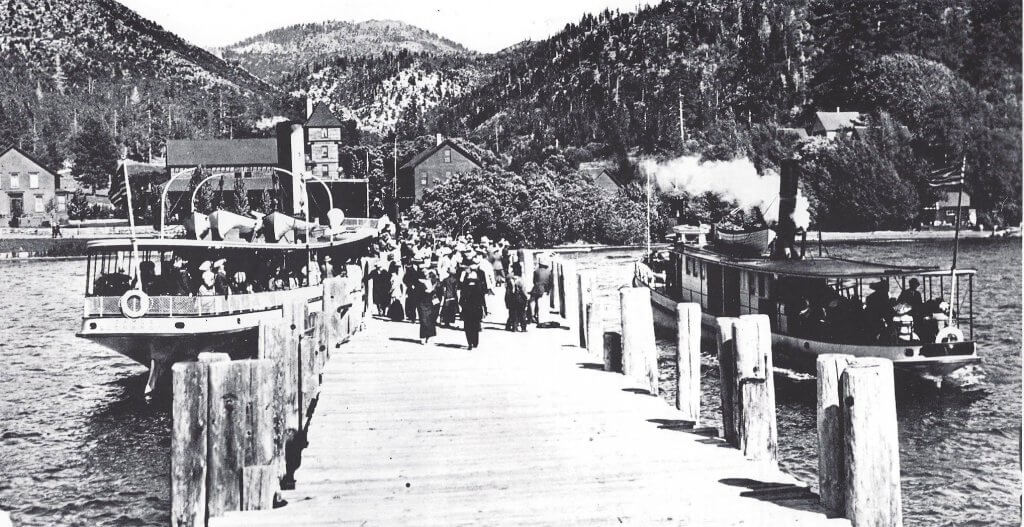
[
  {"left": 926, "top": 164, "right": 964, "bottom": 187},
  {"left": 110, "top": 161, "right": 129, "bottom": 210}
]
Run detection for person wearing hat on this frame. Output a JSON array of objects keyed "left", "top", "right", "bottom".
[
  {"left": 166, "top": 254, "right": 193, "bottom": 295},
  {"left": 459, "top": 260, "right": 488, "bottom": 350},
  {"left": 530, "top": 259, "right": 553, "bottom": 324},
  {"left": 897, "top": 278, "right": 924, "bottom": 315},
  {"left": 212, "top": 258, "right": 230, "bottom": 296},
  {"left": 403, "top": 258, "right": 426, "bottom": 323},
  {"left": 864, "top": 280, "right": 892, "bottom": 340},
  {"left": 197, "top": 269, "right": 217, "bottom": 296},
  {"left": 368, "top": 262, "right": 392, "bottom": 316}
]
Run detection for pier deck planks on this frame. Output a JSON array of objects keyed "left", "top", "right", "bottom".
[{"left": 213, "top": 298, "right": 848, "bottom": 526}]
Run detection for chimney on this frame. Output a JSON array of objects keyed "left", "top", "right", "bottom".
[
  {"left": 772, "top": 159, "right": 801, "bottom": 260},
  {"left": 306, "top": 98, "right": 314, "bottom": 119},
  {"left": 435, "top": 133, "right": 443, "bottom": 146}
]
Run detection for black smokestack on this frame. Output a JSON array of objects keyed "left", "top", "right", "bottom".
[{"left": 773, "top": 159, "right": 800, "bottom": 259}]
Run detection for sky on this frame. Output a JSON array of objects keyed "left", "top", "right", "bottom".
[{"left": 117, "top": 0, "right": 660, "bottom": 53}]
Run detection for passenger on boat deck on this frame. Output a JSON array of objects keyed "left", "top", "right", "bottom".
[
  {"left": 198, "top": 270, "right": 217, "bottom": 296},
  {"left": 229, "top": 271, "right": 253, "bottom": 294},
  {"left": 138, "top": 261, "right": 159, "bottom": 294},
  {"left": 897, "top": 278, "right": 924, "bottom": 315},
  {"left": 213, "top": 259, "right": 230, "bottom": 296},
  {"left": 864, "top": 281, "right": 892, "bottom": 338},
  {"left": 167, "top": 255, "right": 193, "bottom": 296},
  {"left": 320, "top": 255, "right": 335, "bottom": 278}
]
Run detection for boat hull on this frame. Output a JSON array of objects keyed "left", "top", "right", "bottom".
[{"left": 637, "top": 276, "right": 980, "bottom": 378}]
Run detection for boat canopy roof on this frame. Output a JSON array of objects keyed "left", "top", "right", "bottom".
[
  {"left": 85, "top": 230, "right": 375, "bottom": 253},
  {"left": 681, "top": 246, "right": 976, "bottom": 279}
]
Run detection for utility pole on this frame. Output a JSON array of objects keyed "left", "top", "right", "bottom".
[
  {"left": 147, "top": 109, "right": 152, "bottom": 163},
  {"left": 678, "top": 92, "right": 686, "bottom": 145}
]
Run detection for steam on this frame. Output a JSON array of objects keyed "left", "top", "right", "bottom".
[{"left": 640, "top": 156, "right": 810, "bottom": 229}]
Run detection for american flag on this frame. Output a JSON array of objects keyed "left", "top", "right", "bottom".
[
  {"left": 109, "top": 160, "right": 129, "bottom": 210},
  {"left": 927, "top": 158, "right": 966, "bottom": 187}
]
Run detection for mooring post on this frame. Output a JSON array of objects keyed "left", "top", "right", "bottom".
[
  {"left": 550, "top": 258, "right": 561, "bottom": 313},
  {"left": 562, "top": 261, "right": 579, "bottom": 342},
  {"left": 715, "top": 317, "right": 739, "bottom": 446},
  {"left": 732, "top": 315, "right": 777, "bottom": 464},
  {"left": 603, "top": 330, "right": 622, "bottom": 372},
  {"left": 675, "top": 303, "right": 701, "bottom": 425},
  {"left": 842, "top": 358, "right": 902, "bottom": 527},
  {"left": 577, "top": 271, "right": 594, "bottom": 348},
  {"left": 257, "top": 322, "right": 289, "bottom": 475},
  {"left": 240, "top": 359, "right": 278, "bottom": 511},
  {"left": 171, "top": 361, "right": 208, "bottom": 527},
  {"left": 586, "top": 301, "right": 604, "bottom": 360},
  {"left": 816, "top": 353, "right": 854, "bottom": 516},
  {"left": 206, "top": 359, "right": 251, "bottom": 517},
  {"left": 619, "top": 287, "right": 659, "bottom": 395}
]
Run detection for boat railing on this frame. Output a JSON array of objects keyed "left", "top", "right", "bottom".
[{"left": 83, "top": 274, "right": 364, "bottom": 319}]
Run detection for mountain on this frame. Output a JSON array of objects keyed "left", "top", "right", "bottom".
[
  {"left": 0, "top": 0, "right": 288, "bottom": 172},
  {"left": 219, "top": 20, "right": 474, "bottom": 83},
  {"left": 0, "top": 0, "right": 275, "bottom": 93}
]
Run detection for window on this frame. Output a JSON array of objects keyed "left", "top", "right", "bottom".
[
  {"left": 443, "top": 149, "right": 452, "bottom": 163},
  {"left": 29, "top": 173, "right": 39, "bottom": 189},
  {"left": 758, "top": 274, "right": 766, "bottom": 296},
  {"left": 9, "top": 174, "right": 18, "bottom": 189},
  {"left": 320, "top": 145, "right": 329, "bottom": 159},
  {"left": 748, "top": 272, "right": 756, "bottom": 295},
  {"left": 244, "top": 171, "right": 252, "bottom": 178},
  {"left": 57, "top": 195, "right": 66, "bottom": 212},
  {"left": 699, "top": 263, "right": 705, "bottom": 279},
  {"left": 34, "top": 194, "right": 44, "bottom": 212},
  {"left": 445, "top": 171, "right": 452, "bottom": 180}
]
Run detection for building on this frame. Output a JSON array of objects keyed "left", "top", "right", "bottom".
[
  {"left": 399, "top": 136, "right": 483, "bottom": 207},
  {"left": 162, "top": 106, "right": 368, "bottom": 223},
  {"left": 810, "top": 110, "right": 863, "bottom": 139},
  {"left": 923, "top": 190, "right": 976, "bottom": 227},
  {"left": 304, "top": 102, "right": 344, "bottom": 180},
  {"left": 0, "top": 145, "right": 70, "bottom": 227},
  {"left": 578, "top": 161, "right": 627, "bottom": 192}
]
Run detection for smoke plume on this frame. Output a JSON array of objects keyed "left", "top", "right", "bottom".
[{"left": 640, "top": 156, "right": 810, "bottom": 229}]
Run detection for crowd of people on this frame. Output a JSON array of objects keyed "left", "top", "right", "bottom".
[
  {"left": 365, "top": 227, "right": 556, "bottom": 350},
  {"left": 93, "top": 251, "right": 347, "bottom": 299},
  {"left": 790, "top": 277, "right": 953, "bottom": 343}
]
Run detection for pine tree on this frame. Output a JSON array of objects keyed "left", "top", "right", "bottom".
[{"left": 71, "top": 117, "right": 118, "bottom": 192}]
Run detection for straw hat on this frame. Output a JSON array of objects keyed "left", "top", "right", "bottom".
[{"left": 198, "top": 261, "right": 213, "bottom": 272}]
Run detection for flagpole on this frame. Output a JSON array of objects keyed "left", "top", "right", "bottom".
[
  {"left": 950, "top": 154, "right": 967, "bottom": 316},
  {"left": 119, "top": 158, "right": 142, "bottom": 289}
]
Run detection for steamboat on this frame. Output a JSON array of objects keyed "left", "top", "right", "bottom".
[
  {"left": 634, "top": 160, "right": 980, "bottom": 380},
  {"left": 76, "top": 205, "right": 388, "bottom": 394}
]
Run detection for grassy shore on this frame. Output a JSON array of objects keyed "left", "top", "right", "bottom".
[{"left": 0, "top": 238, "right": 90, "bottom": 257}]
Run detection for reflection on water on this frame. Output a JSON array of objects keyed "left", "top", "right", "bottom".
[
  {"left": 572, "top": 238, "right": 1021, "bottom": 527},
  {"left": 0, "top": 239, "right": 1019, "bottom": 526}
]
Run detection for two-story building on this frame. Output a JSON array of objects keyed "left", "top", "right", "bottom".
[
  {"left": 0, "top": 145, "right": 69, "bottom": 227},
  {"left": 399, "top": 137, "right": 483, "bottom": 208}
]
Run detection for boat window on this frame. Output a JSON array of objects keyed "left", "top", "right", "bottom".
[
  {"left": 748, "top": 272, "right": 756, "bottom": 295},
  {"left": 757, "top": 274, "right": 766, "bottom": 297},
  {"left": 699, "top": 263, "right": 705, "bottom": 279}
]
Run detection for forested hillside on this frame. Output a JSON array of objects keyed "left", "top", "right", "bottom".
[
  {"left": 424, "top": 0, "right": 1022, "bottom": 226},
  {"left": 0, "top": 0, "right": 289, "bottom": 183},
  {"left": 219, "top": 20, "right": 473, "bottom": 84}
]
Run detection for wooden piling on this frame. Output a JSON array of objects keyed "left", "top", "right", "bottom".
[
  {"left": 171, "top": 362, "right": 208, "bottom": 527},
  {"left": 603, "top": 330, "right": 622, "bottom": 372},
  {"left": 715, "top": 317, "right": 739, "bottom": 446},
  {"left": 206, "top": 360, "right": 250, "bottom": 517},
  {"left": 586, "top": 301, "right": 604, "bottom": 360},
  {"left": 619, "top": 287, "right": 659, "bottom": 395},
  {"left": 246, "top": 360, "right": 276, "bottom": 468},
  {"left": 257, "top": 322, "right": 289, "bottom": 473},
  {"left": 816, "top": 353, "right": 853, "bottom": 516},
  {"left": 675, "top": 303, "right": 701, "bottom": 425},
  {"left": 577, "top": 271, "right": 594, "bottom": 348},
  {"left": 842, "top": 358, "right": 902, "bottom": 527},
  {"left": 562, "top": 261, "right": 579, "bottom": 342},
  {"left": 241, "top": 465, "right": 277, "bottom": 511},
  {"left": 552, "top": 260, "right": 562, "bottom": 314},
  {"left": 732, "top": 315, "right": 777, "bottom": 463}
]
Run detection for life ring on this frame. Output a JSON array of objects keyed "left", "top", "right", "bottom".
[
  {"left": 935, "top": 326, "right": 964, "bottom": 344},
  {"left": 120, "top": 290, "right": 150, "bottom": 319}
]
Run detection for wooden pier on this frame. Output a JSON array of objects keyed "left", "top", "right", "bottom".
[
  {"left": 168, "top": 254, "right": 903, "bottom": 526},
  {"left": 194, "top": 258, "right": 855, "bottom": 526}
]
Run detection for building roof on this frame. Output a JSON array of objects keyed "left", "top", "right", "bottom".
[
  {"left": 578, "top": 161, "right": 611, "bottom": 179},
  {"left": 0, "top": 145, "right": 59, "bottom": 178},
  {"left": 399, "top": 138, "right": 483, "bottom": 171},
  {"left": 776, "top": 127, "right": 809, "bottom": 139},
  {"left": 933, "top": 190, "right": 972, "bottom": 208},
  {"left": 305, "top": 102, "right": 345, "bottom": 128},
  {"left": 812, "top": 111, "right": 863, "bottom": 133},
  {"left": 166, "top": 138, "right": 279, "bottom": 167}
]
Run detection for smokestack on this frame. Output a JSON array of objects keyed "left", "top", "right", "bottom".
[
  {"left": 306, "top": 98, "right": 314, "bottom": 119},
  {"left": 436, "top": 133, "right": 443, "bottom": 146},
  {"left": 773, "top": 159, "right": 800, "bottom": 260}
]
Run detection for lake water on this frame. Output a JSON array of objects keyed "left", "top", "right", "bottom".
[{"left": 0, "top": 239, "right": 1019, "bottom": 526}]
